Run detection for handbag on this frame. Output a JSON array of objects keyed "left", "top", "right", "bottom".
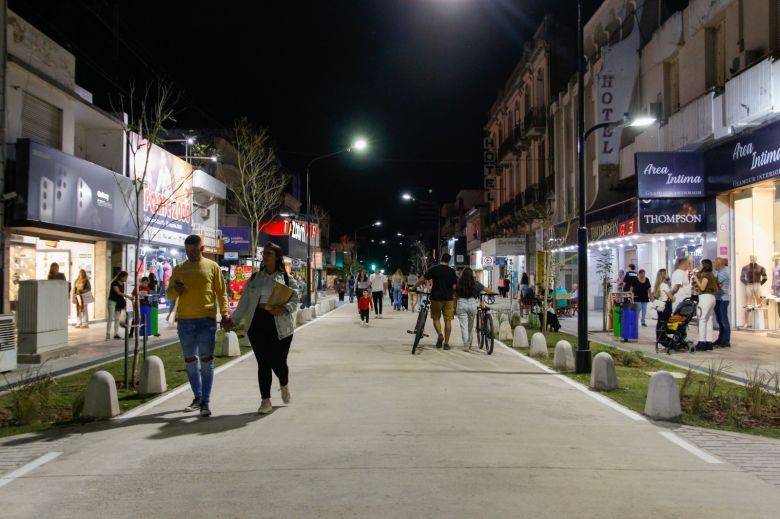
[{"left": 80, "top": 290, "right": 95, "bottom": 304}]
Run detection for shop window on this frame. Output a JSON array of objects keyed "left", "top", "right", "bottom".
[{"left": 733, "top": 184, "right": 778, "bottom": 331}]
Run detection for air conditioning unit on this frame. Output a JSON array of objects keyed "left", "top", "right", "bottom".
[
  {"left": 0, "top": 314, "right": 17, "bottom": 372},
  {"left": 199, "top": 207, "right": 211, "bottom": 219}
]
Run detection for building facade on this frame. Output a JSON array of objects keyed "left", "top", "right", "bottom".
[{"left": 482, "top": 15, "right": 575, "bottom": 290}]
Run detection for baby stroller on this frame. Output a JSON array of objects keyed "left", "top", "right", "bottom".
[{"left": 655, "top": 297, "right": 698, "bottom": 354}]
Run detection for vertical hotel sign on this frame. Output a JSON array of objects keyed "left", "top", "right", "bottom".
[
  {"left": 130, "top": 133, "right": 194, "bottom": 245},
  {"left": 483, "top": 134, "right": 498, "bottom": 202},
  {"left": 597, "top": 9, "right": 641, "bottom": 166}
]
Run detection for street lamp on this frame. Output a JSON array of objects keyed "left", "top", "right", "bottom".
[
  {"left": 305, "top": 136, "right": 370, "bottom": 307},
  {"left": 163, "top": 137, "right": 196, "bottom": 162},
  {"left": 574, "top": 0, "right": 655, "bottom": 373}
]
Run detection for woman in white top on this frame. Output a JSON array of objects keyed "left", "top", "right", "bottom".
[{"left": 653, "top": 268, "right": 672, "bottom": 340}]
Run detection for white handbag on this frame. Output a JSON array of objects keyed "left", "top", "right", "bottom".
[{"left": 80, "top": 290, "right": 95, "bottom": 304}]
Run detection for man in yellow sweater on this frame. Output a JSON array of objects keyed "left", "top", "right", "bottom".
[{"left": 166, "top": 234, "right": 232, "bottom": 417}]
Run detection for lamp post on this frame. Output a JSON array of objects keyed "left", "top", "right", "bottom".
[
  {"left": 305, "top": 137, "right": 368, "bottom": 307},
  {"left": 163, "top": 136, "right": 195, "bottom": 163},
  {"left": 574, "top": 0, "right": 655, "bottom": 373}
]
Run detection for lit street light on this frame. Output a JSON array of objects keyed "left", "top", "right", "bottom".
[{"left": 305, "top": 136, "right": 370, "bottom": 307}]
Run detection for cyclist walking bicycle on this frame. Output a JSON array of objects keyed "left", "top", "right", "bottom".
[
  {"left": 413, "top": 253, "right": 457, "bottom": 350},
  {"left": 455, "top": 267, "right": 485, "bottom": 351}
]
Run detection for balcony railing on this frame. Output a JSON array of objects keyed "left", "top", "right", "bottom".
[{"left": 523, "top": 107, "right": 546, "bottom": 138}]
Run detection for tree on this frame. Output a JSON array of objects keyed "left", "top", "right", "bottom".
[
  {"left": 113, "top": 81, "right": 192, "bottom": 387},
  {"left": 221, "top": 118, "right": 289, "bottom": 268},
  {"left": 409, "top": 240, "right": 431, "bottom": 274},
  {"left": 595, "top": 249, "right": 615, "bottom": 332}
]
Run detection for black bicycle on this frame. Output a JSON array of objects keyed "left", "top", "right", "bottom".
[
  {"left": 407, "top": 289, "right": 431, "bottom": 354},
  {"left": 475, "top": 291, "right": 496, "bottom": 355}
]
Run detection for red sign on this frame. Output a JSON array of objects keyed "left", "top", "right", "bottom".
[
  {"left": 259, "top": 218, "right": 319, "bottom": 243},
  {"left": 618, "top": 219, "right": 637, "bottom": 237}
]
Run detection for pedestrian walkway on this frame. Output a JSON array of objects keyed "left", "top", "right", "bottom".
[{"left": 1, "top": 301, "right": 779, "bottom": 517}]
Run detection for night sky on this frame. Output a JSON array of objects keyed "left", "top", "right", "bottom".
[{"left": 12, "top": 0, "right": 601, "bottom": 266}]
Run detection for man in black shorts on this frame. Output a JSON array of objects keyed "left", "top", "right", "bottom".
[{"left": 414, "top": 253, "right": 457, "bottom": 350}]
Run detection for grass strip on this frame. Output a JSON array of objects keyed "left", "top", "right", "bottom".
[{"left": 507, "top": 330, "right": 780, "bottom": 440}]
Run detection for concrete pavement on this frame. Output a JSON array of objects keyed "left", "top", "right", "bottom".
[{"left": 1, "top": 300, "right": 779, "bottom": 518}]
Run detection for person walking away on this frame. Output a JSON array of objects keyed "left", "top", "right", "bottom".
[
  {"left": 407, "top": 271, "right": 419, "bottom": 310},
  {"left": 166, "top": 234, "right": 232, "bottom": 417},
  {"left": 392, "top": 269, "right": 404, "bottom": 311},
  {"left": 357, "top": 289, "right": 373, "bottom": 326},
  {"left": 714, "top": 257, "right": 731, "bottom": 347},
  {"left": 336, "top": 277, "right": 346, "bottom": 302},
  {"left": 414, "top": 253, "right": 458, "bottom": 349},
  {"left": 370, "top": 271, "right": 386, "bottom": 318},
  {"left": 73, "top": 269, "right": 92, "bottom": 328},
  {"left": 692, "top": 259, "right": 719, "bottom": 351},
  {"left": 232, "top": 242, "right": 298, "bottom": 415},
  {"left": 387, "top": 273, "right": 394, "bottom": 300},
  {"left": 670, "top": 257, "right": 692, "bottom": 311},
  {"left": 622, "top": 264, "right": 638, "bottom": 293},
  {"left": 633, "top": 270, "right": 652, "bottom": 326},
  {"left": 455, "top": 267, "right": 484, "bottom": 350},
  {"left": 401, "top": 281, "right": 409, "bottom": 310},
  {"left": 106, "top": 271, "right": 131, "bottom": 339},
  {"left": 652, "top": 269, "right": 672, "bottom": 341},
  {"left": 348, "top": 275, "right": 356, "bottom": 303},
  {"left": 520, "top": 272, "right": 530, "bottom": 303},
  {"left": 147, "top": 271, "right": 161, "bottom": 336}
]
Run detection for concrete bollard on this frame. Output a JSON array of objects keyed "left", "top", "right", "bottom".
[
  {"left": 139, "top": 355, "right": 167, "bottom": 396},
  {"left": 552, "top": 340, "right": 575, "bottom": 371},
  {"left": 499, "top": 312, "right": 508, "bottom": 324},
  {"left": 529, "top": 332, "right": 548, "bottom": 358},
  {"left": 238, "top": 331, "right": 251, "bottom": 348},
  {"left": 498, "top": 320, "right": 512, "bottom": 340},
  {"left": 644, "top": 371, "right": 682, "bottom": 420},
  {"left": 590, "top": 352, "right": 618, "bottom": 391},
  {"left": 311, "top": 305, "right": 319, "bottom": 318},
  {"left": 513, "top": 325, "right": 528, "bottom": 348},
  {"left": 296, "top": 309, "right": 307, "bottom": 325},
  {"left": 220, "top": 331, "right": 241, "bottom": 357},
  {"left": 329, "top": 299, "right": 336, "bottom": 311},
  {"left": 82, "top": 370, "right": 119, "bottom": 419}
]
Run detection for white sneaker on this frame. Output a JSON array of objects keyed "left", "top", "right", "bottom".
[
  {"left": 280, "top": 386, "right": 291, "bottom": 404},
  {"left": 258, "top": 399, "right": 273, "bottom": 414}
]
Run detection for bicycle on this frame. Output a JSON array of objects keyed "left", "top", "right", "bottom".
[
  {"left": 407, "top": 289, "right": 431, "bottom": 354},
  {"left": 475, "top": 291, "right": 496, "bottom": 355}
]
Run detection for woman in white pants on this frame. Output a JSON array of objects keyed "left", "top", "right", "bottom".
[
  {"left": 693, "top": 259, "right": 719, "bottom": 352},
  {"left": 455, "top": 268, "right": 484, "bottom": 350}
]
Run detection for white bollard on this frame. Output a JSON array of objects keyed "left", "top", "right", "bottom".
[
  {"left": 296, "top": 309, "right": 307, "bottom": 325},
  {"left": 552, "top": 340, "right": 575, "bottom": 371},
  {"left": 498, "top": 320, "right": 512, "bottom": 340},
  {"left": 499, "top": 312, "right": 508, "bottom": 324},
  {"left": 529, "top": 332, "right": 548, "bottom": 358},
  {"left": 329, "top": 299, "right": 336, "bottom": 311},
  {"left": 311, "top": 305, "right": 319, "bottom": 318},
  {"left": 82, "top": 370, "right": 119, "bottom": 418},
  {"left": 139, "top": 355, "right": 167, "bottom": 396},
  {"left": 644, "top": 371, "right": 682, "bottom": 420},
  {"left": 220, "top": 331, "right": 241, "bottom": 357},
  {"left": 513, "top": 325, "right": 528, "bottom": 348},
  {"left": 590, "top": 352, "right": 618, "bottom": 391}
]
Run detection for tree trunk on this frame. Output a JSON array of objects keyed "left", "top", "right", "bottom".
[{"left": 130, "top": 186, "right": 142, "bottom": 387}]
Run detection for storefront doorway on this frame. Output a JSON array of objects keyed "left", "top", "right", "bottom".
[{"left": 7, "top": 234, "right": 99, "bottom": 322}]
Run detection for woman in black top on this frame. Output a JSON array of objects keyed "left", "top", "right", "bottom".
[
  {"left": 106, "top": 271, "right": 131, "bottom": 340},
  {"left": 633, "top": 269, "right": 652, "bottom": 326},
  {"left": 455, "top": 268, "right": 484, "bottom": 350}
]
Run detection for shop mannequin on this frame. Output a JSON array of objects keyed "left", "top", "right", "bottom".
[
  {"left": 741, "top": 255, "right": 767, "bottom": 327},
  {"left": 772, "top": 256, "right": 780, "bottom": 298}
]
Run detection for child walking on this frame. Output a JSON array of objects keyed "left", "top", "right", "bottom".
[{"left": 358, "top": 290, "right": 373, "bottom": 327}]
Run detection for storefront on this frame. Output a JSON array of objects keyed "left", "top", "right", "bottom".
[
  {"left": 5, "top": 140, "right": 137, "bottom": 322},
  {"left": 551, "top": 196, "right": 716, "bottom": 311},
  {"left": 478, "top": 237, "right": 527, "bottom": 293}
]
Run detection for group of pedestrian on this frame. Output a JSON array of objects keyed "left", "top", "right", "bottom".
[{"left": 624, "top": 256, "right": 731, "bottom": 351}]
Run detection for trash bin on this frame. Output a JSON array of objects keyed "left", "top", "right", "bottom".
[
  {"left": 621, "top": 303, "right": 639, "bottom": 341},
  {"left": 612, "top": 304, "right": 622, "bottom": 337}
]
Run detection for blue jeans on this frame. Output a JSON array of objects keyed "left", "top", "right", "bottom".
[
  {"left": 177, "top": 317, "right": 218, "bottom": 404},
  {"left": 393, "top": 287, "right": 403, "bottom": 309},
  {"left": 639, "top": 302, "right": 648, "bottom": 325},
  {"left": 715, "top": 300, "right": 731, "bottom": 344}
]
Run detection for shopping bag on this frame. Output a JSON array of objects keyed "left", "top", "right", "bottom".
[{"left": 81, "top": 291, "right": 95, "bottom": 304}]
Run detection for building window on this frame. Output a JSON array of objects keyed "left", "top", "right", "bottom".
[
  {"left": 536, "top": 72, "right": 545, "bottom": 108},
  {"left": 706, "top": 21, "right": 726, "bottom": 89},
  {"left": 21, "top": 92, "right": 62, "bottom": 149}
]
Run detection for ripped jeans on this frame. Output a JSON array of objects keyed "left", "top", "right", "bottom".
[{"left": 177, "top": 317, "right": 218, "bottom": 404}]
